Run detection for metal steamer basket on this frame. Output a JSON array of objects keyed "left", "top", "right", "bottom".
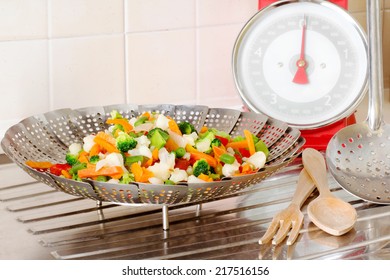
[{"left": 1, "top": 104, "right": 304, "bottom": 229}]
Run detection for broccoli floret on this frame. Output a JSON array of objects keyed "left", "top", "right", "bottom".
[
  {"left": 211, "top": 138, "right": 222, "bottom": 147},
  {"left": 119, "top": 173, "right": 134, "bottom": 184},
  {"left": 110, "top": 110, "right": 123, "bottom": 119},
  {"left": 178, "top": 121, "right": 196, "bottom": 135},
  {"left": 193, "top": 159, "right": 210, "bottom": 177},
  {"left": 116, "top": 132, "right": 137, "bottom": 153},
  {"left": 89, "top": 155, "right": 100, "bottom": 164},
  {"left": 147, "top": 128, "right": 170, "bottom": 149},
  {"left": 65, "top": 153, "right": 79, "bottom": 166}
]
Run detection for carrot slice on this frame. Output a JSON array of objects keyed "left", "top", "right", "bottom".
[
  {"left": 198, "top": 173, "right": 213, "bottom": 182},
  {"left": 61, "top": 169, "right": 72, "bottom": 179},
  {"left": 94, "top": 135, "right": 119, "bottom": 153},
  {"left": 199, "top": 126, "right": 208, "bottom": 133},
  {"left": 165, "top": 137, "right": 179, "bottom": 152},
  {"left": 78, "top": 165, "right": 123, "bottom": 179},
  {"left": 25, "top": 160, "right": 53, "bottom": 169},
  {"left": 226, "top": 140, "right": 248, "bottom": 150},
  {"left": 168, "top": 120, "right": 182, "bottom": 135},
  {"left": 212, "top": 145, "right": 226, "bottom": 161},
  {"left": 78, "top": 151, "right": 89, "bottom": 163},
  {"left": 244, "top": 129, "right": 256, "bottom": 156},
  {"left": 131, "top": 162, "right": 154, "bottom": 183},
  {"left": 89, "top": 143, "right": 101, "bottom": 157},
  {"left": 106, "top": 118, "right": 133, "bottom": 133},
  {"left": 95, "top": 131, "right": 116, "bottom": 146}
]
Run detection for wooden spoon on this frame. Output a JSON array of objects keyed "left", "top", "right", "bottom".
[{"left": 302, "top": 148, "right": 357, "bottom": 236}]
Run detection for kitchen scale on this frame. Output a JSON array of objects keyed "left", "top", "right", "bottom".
[{"left": 233, "top": 0, "right": 368, "bottom": 150}]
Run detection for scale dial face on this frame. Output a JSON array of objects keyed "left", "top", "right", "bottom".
[{"left": 233, "top": 1, "right": 368, "bottom": 129}]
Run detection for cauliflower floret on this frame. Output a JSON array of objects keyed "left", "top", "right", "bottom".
[
  {"left": 169, "top": 168, "right": 188, "bottom": 183},
  {"left": 182, "top": 152, "right": 191, "bottom": 160},
  {"left": 183, "top": 132, "right": 198, "bottom": 146},
  {"left": 187, "top": 175, "right": 207, "bottom": 183},
  {"left": 222, "top": 160, "right": 240, "bottom": 177},
  {"left": 158, "top": 148, "right": 175, "bottom": 169},
  {"left": 107, "top": 178, "right": 119, "bottom": 184},
  {"left": 147, "top": 163, "right": 171, "bottom": 181},
  {"left": 133, "top": 122, "right": 154, "bottom": 133},
  {"left": 82, "top": 135, "right": 96, "bottom": 153},
  {"left": 155, "top": 114, "right": 170, "bottom": 130},
  {"left": 195, "top": 138, "right": 211, "bottom": 153},
  {"left": 245, "top": 151, "right": 266, "bottom": 169},
  {"left": 148, "top": 177, "right": 164, "bottom": 185},
  {"left": 135, "top": 135, "right": 151, "bottom": 147},
  {"left": 95, "top": 152, "right": 128, "bottom": 173},
  {"left": 128, "top": 145, "right": 153, "bottom": 159},
  {"left": 167, "top": 130, "right": 186, "bottom": 147},
  {"left": 146, "top": 148, "right": 176, "bottom": 181},
  {"left": 69, "top": 142, "right": 82, "bottom": 155}
]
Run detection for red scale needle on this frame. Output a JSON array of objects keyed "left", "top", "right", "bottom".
[{"left": 293, "top": 16, "right": 309, "bottom": 84}]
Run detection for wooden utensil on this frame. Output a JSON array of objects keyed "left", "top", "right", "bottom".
[
  {"left": 302, "top": 148, "right": 357, "bottom": 236},
  {"left": 259, "top": 168, "right": 315, "bottom": 245}
]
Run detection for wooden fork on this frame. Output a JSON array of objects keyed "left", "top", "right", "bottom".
[{"left": 259, "top": 168, "right": 316, "bottom": 245}]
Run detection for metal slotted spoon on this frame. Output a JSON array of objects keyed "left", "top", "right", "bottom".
[{"left": 326, "top": 0, "right": 390, "bottom": 204}]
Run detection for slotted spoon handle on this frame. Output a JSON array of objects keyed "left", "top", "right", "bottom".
[
  {"left": 367, "top": 0, "right": 384, "bottom": 131},
  {"left": 302, "top": 148, "right": 331, "bottom": 197}
]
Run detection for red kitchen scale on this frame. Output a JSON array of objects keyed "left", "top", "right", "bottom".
[{"left": 233, "top": 0, "right": 368, "bottom": 150}]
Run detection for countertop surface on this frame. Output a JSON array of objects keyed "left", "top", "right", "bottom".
[{"left": 1, "top": 156, "right": 390, "bottom": 260}]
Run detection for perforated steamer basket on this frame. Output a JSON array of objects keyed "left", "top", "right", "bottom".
[{"left": 1, "top": 104, "right": 304, "bottom": 229}]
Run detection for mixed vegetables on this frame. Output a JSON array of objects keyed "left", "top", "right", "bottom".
[{"left": 25, "top": 110, "right": 269, "bottom": 185}]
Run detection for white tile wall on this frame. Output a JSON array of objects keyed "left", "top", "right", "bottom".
[{"left": 0, "top": 0, "right": 258, "bottom": 152}]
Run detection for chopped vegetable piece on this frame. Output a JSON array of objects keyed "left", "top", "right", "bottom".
[
  {"left": 116, "top": 132, "right": 137, "bottom": 153},
  {"left": 178, "top": 121, "right": 196, "bottom": 135},
  {"left": 49, "top": 163, "right": 71, "bottom": 176},
  {"left": 254, "top": 139, "right": 269, "bottom": 158},
  {"left": 25, "top": 160, "right": 53, "bottom": 170},
  {"left": 65, "top": 153, "right": 79, "bottom": 166},
  {"left": 193, "top": 159, "right": 210, "bottom": 177},
  {"left": 78, "top": 165, "right": 124, "bottom": 179},
  {"left": 106, "top": 118, "right": 133, "bottom": 133},
  {"left": 226, "top": 140, "right": 248, "bottom": 150},
  {"left": 219, "top": 153, "right": 235, "bottom": 164},
  {"left": 131, "top": 162, "right": 153, "bottom": 183},
  {"left": 244, "top": 129, "right": 256, "bottom": 156},
  {"left": 175, "top": 158, "right": 191, "bottom": 170},
  {"left": 134, "top": 115, "right": 149, "bottom": 127},
  {"left": 125, "top": 156, "right": 144, "bottom": 166},
  {"left": 168, "top": 120, "right": 182, "bottom": 135},
  {"left": 89, "top": 155, "right": 100, "bottom": 164},
  {"left": 147, "top": 128, "right": 170, "bottom": 149},
  {"left": 174, "top": 147, "right": 186, "bottom": 158},
  {"left": 190, "top": 150, "right": 217, "bottom": 168}
]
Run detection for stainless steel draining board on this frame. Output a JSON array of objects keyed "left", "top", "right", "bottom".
[{"left": 1, "top": 156, "right": 390, "bottom": 260}]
